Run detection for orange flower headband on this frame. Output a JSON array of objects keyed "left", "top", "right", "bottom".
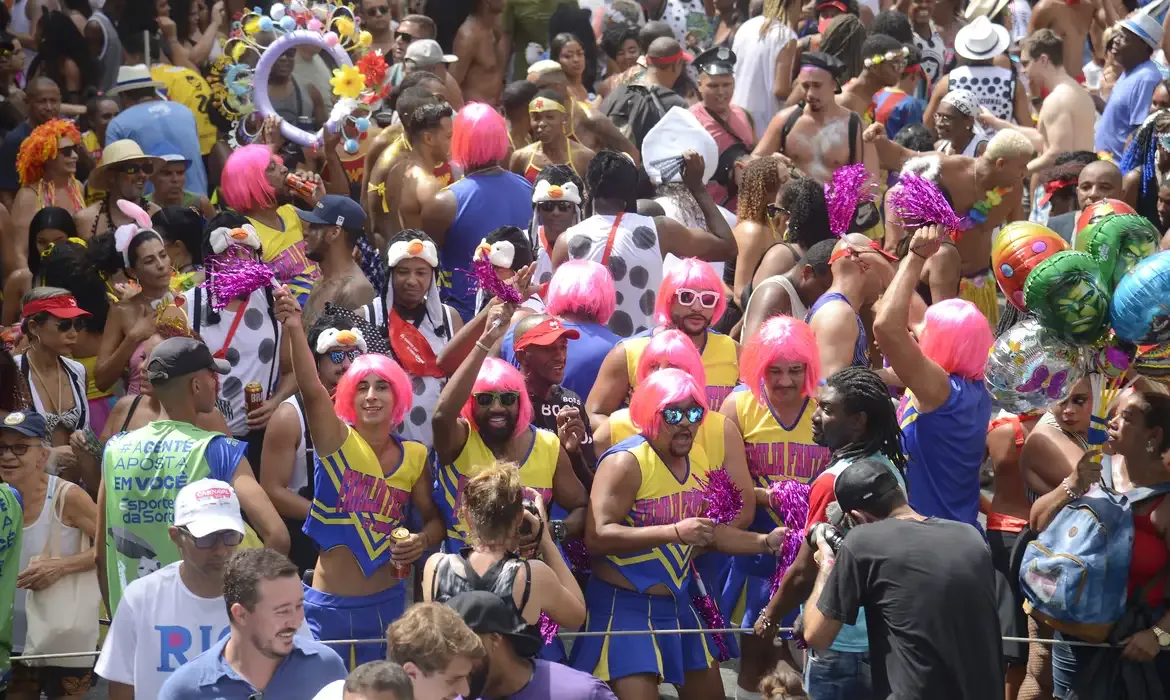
[{"left": 16, "top": 118, "right": 81, "bottom": 187}]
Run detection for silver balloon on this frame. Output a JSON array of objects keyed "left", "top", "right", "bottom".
[{"left": 984, "top": 317, "right": 1086, "bottom": 414}]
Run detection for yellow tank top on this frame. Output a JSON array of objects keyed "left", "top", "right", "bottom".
[
  {"left": 606, "top": 408, "right": 727, "bottom": 468},
  {"left": 74, "top": 355, "right": 113, "bottom": 401},
  {"left": 436, "top": 426, "right": 561, "bottom": 547},
  {"left": 623, "top": 331, "right": 739, "bottom": 410},
  {"left": 151, "top": 64, "right": 217, "bottom": 154},
  {"left": 306, "top": 428, "right": 429, "bottom": 577},
  {"left": 604, "top": 435, "right": 713, "bottom": 595}
]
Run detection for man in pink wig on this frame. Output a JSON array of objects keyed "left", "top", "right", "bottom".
[
  {"left": 431, "top": 302, "right": 588, "bottom": 555},
  {"left": 571, "top": 368, "right": 784, "bottom": 697},
  {"left": 587, "top": 257, "right": 739, "bottom": 428},
  {"left": 422, "top": 103, "right": 534, "bottom": 322}
]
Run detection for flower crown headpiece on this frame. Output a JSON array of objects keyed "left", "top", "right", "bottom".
[{"left": 864, "top": 46, "right": 910, "bottom": 69}]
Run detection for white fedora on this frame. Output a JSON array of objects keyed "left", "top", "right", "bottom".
[{"left": 955, "top": 16, "right": 1011, "bottom": 62}]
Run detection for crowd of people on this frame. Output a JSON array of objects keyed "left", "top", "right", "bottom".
[{"left": 0, "top": 0, "right": 1169, "bottom": 699}]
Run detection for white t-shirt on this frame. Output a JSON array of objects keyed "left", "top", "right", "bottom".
[
  {"left": 732, "top": 16, "right": 797, "bottom": 141},
  {"left": 312, "top": 679, "right": 345, "bottom": 700},
  {"left": 95, "top": 561, "right": 312, "bottom": 699}
]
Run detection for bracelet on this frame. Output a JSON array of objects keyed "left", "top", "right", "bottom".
[
  {"left": 674, "top": 523, "right": 681, "bottom": 542},
  {"left": 1061, "top": 477, "right": 1083, "bottom": 501},
  {"left": 755, "top": 611, "right": 777, "bottom": 632},
  {"left": 911, "top": 247, "right": 929, "bottom": 260},
  {"left": 475, "top": 340, "right": 492, "bottom": 354}
]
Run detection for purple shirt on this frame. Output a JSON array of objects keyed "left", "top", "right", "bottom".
[{"left": 460, "top": 660, "right": 617, "bottom": 700}]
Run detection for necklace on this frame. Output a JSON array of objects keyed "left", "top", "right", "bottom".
[
  {"left": 27, "top": 346, "right": 64, "bottom": 417},
  {"left": 962, "top": 165, "right": 1010, "bottom": 229}
]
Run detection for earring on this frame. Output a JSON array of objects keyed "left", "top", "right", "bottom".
[{"left": 1148, "top": 441, "right": 1157, "bottom": 454}]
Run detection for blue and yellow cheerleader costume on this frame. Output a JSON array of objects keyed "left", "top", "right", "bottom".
[
  {"left": 569, "top": 435, "right": 722, "bottom": 684},
  {"left": 303, "top": 428, "right": 429, "bottom": 668},
  {"left": 622, "top": 330, "right": 739, "bottom": 409}
]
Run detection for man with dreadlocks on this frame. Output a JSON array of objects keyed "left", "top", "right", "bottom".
[{"left": 754, "top": 365, "right": 908, "bottom": 700}]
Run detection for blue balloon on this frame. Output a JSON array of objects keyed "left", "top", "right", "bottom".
[
  {"left": 279, "top": 15, "right": 296, "bottom": 31},
  {"left": 354, "top": 117, "right": 370, "bottom": 132},
  {"left": 1110, "top": 250, "right": 1170, "bottom": 344},
  {"left": 258, "top": 16, "right": 274, "bottom": 32},
  {"left": 344, "top": 138, "right": 360, "bottom": 154}
]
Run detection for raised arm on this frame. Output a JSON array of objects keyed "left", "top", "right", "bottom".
[
  {"left": 872, "top": 225, "right": 953, "bottom": 413},
  {"left": 862, "top": 122, "right": 916, "bottom": 173},
  {"left": 94, "top": 305, "right": 156, "bottom": 392},
  {"left": 658, "top": 152, "right": 737, "bottom": 262}
]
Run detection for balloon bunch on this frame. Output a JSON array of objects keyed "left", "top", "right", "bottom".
[{"left": 210, "top": 2, "right": 385, "bottom": 150}]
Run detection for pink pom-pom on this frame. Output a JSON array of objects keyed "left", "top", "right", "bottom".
[
  {"left": 204, "top": 248, "right": 277, "bottom": 310},
  {"left": 824, "top": 164, "right": 873, "bottom": 236},
  {"left": 465, "top": 257, "right": 523, "bottom": 304},
  {"left": 697, "top": 468, "right": 743, "bottom": 525},
  {"left": 692, "top": 590, "right": 732, "bottom": 661},
  {"left": 307, "top": 17, "right": 323, "bottom": 31},
  {"left": 563, "top": 539, "right": 591, "bottom": 577},
  {"left": 887, "top": 173, "right": 963, "bottom": 236},
  {"left": 537, "top": 611, "right": 559, "bottom": 646},
  {"left": 768, "top": 480, "right": 811, "bottom": 598}
]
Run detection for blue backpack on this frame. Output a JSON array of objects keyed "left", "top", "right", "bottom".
[{"left": 1019, "top": 459, "right": 1170, "bottom": 643}]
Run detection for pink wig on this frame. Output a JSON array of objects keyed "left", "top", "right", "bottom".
[
  {"left": 460, "top": 357, "right": 534, "bottom": 438},
  {"left": 635, "top": 329, "right": 707, "bottom": 387},
  {"left": 629, "top": 368, "right": 709, "bottom": 440},
  {"left": 333, "top": 354, "right": 414, "bottom": 428},
  {"left": 740, "top": 316, "right": 820, "bottom": 404},
  {"left": 654, "top": 258, "right": 727, "bottom": 327},
  {"left": 221, "top": 145, "right": 277, "bottom": 212},
  {"left": 545, "top": 260, "right": 616, "bottom": 325},
  {"left": 918, "top": 298, "right": 993, "bottom": 381},
  {"left": 450, "top": 103, "right": 509, "bottom": 171}
]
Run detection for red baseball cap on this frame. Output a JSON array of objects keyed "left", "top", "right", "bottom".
[
  {"left": 816, "top": 0, "right": 850, "bottom": 13},
  {"left": 514, "top": 318, "right": 580, "bottom": 351},
  {"left": 21, "top": 295, "right": 91, "bottom": 320}
]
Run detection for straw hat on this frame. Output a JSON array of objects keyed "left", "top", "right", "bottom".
[{"left": 89, "top": 140, "right": 164, "bottom": 191}]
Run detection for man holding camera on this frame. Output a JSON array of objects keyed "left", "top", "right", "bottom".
[{"left": 801, "top": 459, "right": 1004, "bottom": 699}]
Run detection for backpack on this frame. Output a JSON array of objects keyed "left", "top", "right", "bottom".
[
  {"left": 600, "top": 83, "right": 673, "bottom": 150},
  {"left": 1018, "top": 457, "right": 1170, "bottom": 643}
]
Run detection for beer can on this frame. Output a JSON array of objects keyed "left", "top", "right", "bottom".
[
  {"left": 245, "top": 382, "right": 265, "bottom": 413},
  {"left": 286, "top": 172, "right": 317, "bottom": 200},
  {"left": 390, "top": 527, "right": 412, "bottom": 578}
]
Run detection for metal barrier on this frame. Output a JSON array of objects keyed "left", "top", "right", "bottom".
[{"left": 9, "top": 627, "right": 1147, "bottom": 663}]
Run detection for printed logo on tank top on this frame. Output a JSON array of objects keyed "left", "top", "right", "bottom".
[
  {"left": 745, "top": 442, "right": 831, "bottom": 482},
  {"left": 631, "top": 489, "right": 705, "bottom": 527},
  {"left": 337, "top": 470, "right": 412, "bottom": 538},
  {"left": 707, "top": 385, "right": 734, "bottom": 410}
]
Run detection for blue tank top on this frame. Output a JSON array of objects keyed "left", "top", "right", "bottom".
[
  {"left": 441, "top": 172, "right": 534, "bottom": 322},
  {"left": 805, "top": 292, "right": 868, "bottom": 368},
  {"left": 898, "top": 375, "right": 993, "bottom": 527}
]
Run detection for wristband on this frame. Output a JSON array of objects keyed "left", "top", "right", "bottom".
[{"left": 475, "top": 340, "right": 492, "bottom": 354}]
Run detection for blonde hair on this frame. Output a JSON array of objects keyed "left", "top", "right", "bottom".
[
  {"left": 387, "top": 603, "right": 485, "bottom": 673},
  {"left": 985, "top": 128, "right": 1034, "bottom": 162},
  {"left": 759, "top": 667, "right": 807, "bottom": 699},
  {"left": 458, "top": 461, "right": 525, "bottom": 546}
]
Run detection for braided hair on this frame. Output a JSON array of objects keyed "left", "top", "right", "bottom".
[
  {"left": 585, "top": 150, "right": 639, "bottom": 213},
  {"left": 1119, "top": 109, "right": 1170, "bottom": 225},
  {"left": 821, "top": 14, "right": 867, "bottom": 82},
  {"left": 737, "top": 157, "right": 782, "bottom": 224},
  {"left": 780, "top": 176, "right": 832, "bottom": 249},
  {"left": 824, "top": 366, "right": 907, "bottom": 474}
]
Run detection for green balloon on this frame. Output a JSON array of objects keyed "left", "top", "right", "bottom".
[
  {"left": 1024, "top": 250, "right": 1111, "bottom": 345},
  {"left": 1075, "top": 214, "right": 1160, "bottom": 289}
]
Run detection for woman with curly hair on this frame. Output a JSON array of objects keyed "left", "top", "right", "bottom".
[
  {"left": 750, "top": 176, "right": 834, "bottom": 287},
  {"left": 730, "top": 157, "right": 789, "bottom": 302},
  {"left": 12, "top": 118, "right": 85, "bottom": 256}
]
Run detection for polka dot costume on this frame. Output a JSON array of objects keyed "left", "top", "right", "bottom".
[
  {"left": 660, "top": 0, "right": 716, "bottom": 50},
  {"left": 948, "top": 66, "right": 1016, "bottom": 124},
  {"left": 561, "top": 213, "right": 663, "bottom": 338}
]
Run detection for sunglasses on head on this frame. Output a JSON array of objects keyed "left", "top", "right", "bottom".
[
  {"left": 766, "top": 203, "right": 786, "bottom": 219},
  {"left": 180, "top": 527, "right": 245, "bottom": 549},
  {"left": 676, "top": 288, "right": 720, "bottom": 308},
  {"left": 329, "top": 349, "right": 362, "bottom": 365},
  {"left": 538, "top": 201, "right": 575, "bottom": 212},
  {"left": 117, "top": 163, "right": 154, "bottom": 176},
  {"left": 662, "top": 405, "right": 705, "bottom": 425},
  {"left": 474, "top": 391, "right": 520, "bottom": 407}
]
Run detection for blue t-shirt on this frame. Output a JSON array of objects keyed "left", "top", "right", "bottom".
[
  {"left": 157, "top": 634, "right": 346, "bottom": 700},
  {"left": 898, "top": 375, "right": 992, "bottom": 527},
  {"left": 106, "top": 102, "right": 209, "bottom": 196},
  {"left": 1095, "top": 60, "right": 1163, "bottom": 160},
  {"left": 0, "top": 121, "right": 33, "bottom": 192},
  {"left": 501, "top": 319, "right": 621, "bottom": 399}
]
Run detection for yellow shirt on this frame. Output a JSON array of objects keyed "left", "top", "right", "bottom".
[
  {"left": 247, "top": 204, "right": 319, "bottom": 302},
  {"left": 623, "top": 331, "right": 739, "bottom": 409},
  {"left": 151, "top": 64, "right": 217, "bottom": 154},
  {"left": 606, "top": 408, "right": 727, "bottom": 469}
]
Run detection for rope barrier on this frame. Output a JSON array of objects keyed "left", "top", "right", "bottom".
[{"left": 11, "top": 627, "right": 1159, "bottom": 663}]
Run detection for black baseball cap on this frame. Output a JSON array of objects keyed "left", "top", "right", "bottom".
[
  {"left": 146, "top": 337, "right": 231, "bottom": 382},
  {"left": 446, "top": 591, "right": 543, "bottom": 659},
  {"left": 296, "top": 195, "right": 367, "bottom": 235},
  {"left": 834, "top": 458, "right": 902, "bottom": 514}
]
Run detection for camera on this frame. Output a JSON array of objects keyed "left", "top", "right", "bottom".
[
  {"left": 517, "top": 498, "right": 541, "bottom": 537},
  {"left": 806, "top": 522, "right": 845, "bottom": 554}
]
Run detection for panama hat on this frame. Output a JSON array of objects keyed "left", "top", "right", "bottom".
[
  {"left": 89, "top": 140, "right": 164, "bottom": 191},
  {"left": 955, "top": 16, "right": 1011, "bottom": 61},
  {"left": 105, "top": 64, "right": 166, "bottom": 96}
]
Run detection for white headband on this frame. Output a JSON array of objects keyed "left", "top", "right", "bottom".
[
  {"left": 474, "top": 239, "right": 515, "bottom": 268},
  {"left": 209, "top": 225, "right": 262, "bottom": 255},
  {"left": 113, "top": 199, "right": 163, "bottom": 268},
  {"left": 386, "top": 238, "right": 439, "bottom": 268},
  {"left": 315, "top": 327, "right": 368, "bottom": 354},
  {"left": 532, "top": 180, "right": 582, "bottom": 205}
]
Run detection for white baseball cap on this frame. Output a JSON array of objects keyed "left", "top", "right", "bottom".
[{"left": 174, "top": 479, "right": 246, "bottom": 537}]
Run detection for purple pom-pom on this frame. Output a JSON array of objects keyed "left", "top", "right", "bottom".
[
  {"left": 537, "top": 611, "right": 559, "bottom": 646},
  {"left": 824, "top": 164, "right": 873, "bottom": 236},
  {"left": 464, "top": 257, "right": 523, "bottom": 304},
  {"left": 204, "top": 248, "right": 277, "bottom": 310},
  {"left": 887, "top": 173, "right": 963, "bottom": 236},
  {"left": 692, "top": 591, "right": 732, "bottom": 661},
  {"left": 768, "top": 480, "right": 811, "bottom": 598},
  {"left": 696, "top": 468, "right": 743, "bottom": 525},
  {"left": 563, "top": 539, "right": 592, "bottom": 577}
]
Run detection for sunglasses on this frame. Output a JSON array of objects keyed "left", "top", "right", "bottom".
[
  {"left": 180, "top": 527, "right": 245, "bottom": 548},
  {"left": 366, "top": 5, "right": 389, "bottom": 14},
  {"left": 395, "top": 31, "right": 418, "bottom": 43},
  {"left": 329, "top": 349, "right": 362, "bottom": 365},
  {"left": 0, "top": 444, "right": 34, "bottom": 457},
  {"left": 117, "top": 163, "right": 155, "bottom": 176},
  {"left": 662, "top": 406, "right": 705, "bottom": 425},
  {"left": 766, "top": 203, "right": 786, "bottom": 219},
  {"left": 55, "top": 318, "right": 82, "bottom": 332},
  {"left": 474, "top": 391, "right": 520, "bottom": 407},
  {"left": 56, "top": 145, "right": 78, "bottom": 158},
  {"left": 676, "top": 288, "right": 720, "bottom": 308},
  {"left": 538, "top": 201, "right": 575, "bottom": 212}
]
